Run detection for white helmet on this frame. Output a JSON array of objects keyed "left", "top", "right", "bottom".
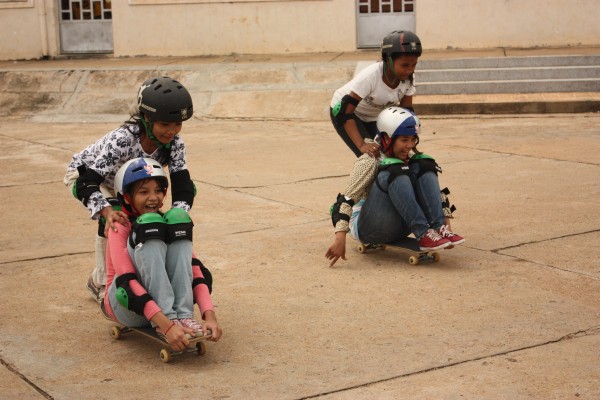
[
  {"left": 114, "top": 157, "right": 168, "bottom": 203},
  {"left": 376, "top": 107, "right": 420, "bottom": 139}
]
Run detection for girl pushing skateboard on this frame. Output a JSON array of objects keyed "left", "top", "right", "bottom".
[
  {"left": 64, "top": 76, "right": 198, "bottom": 304},
  {"left": 330, "top": 30, "right": 422, "bottom": 158}
]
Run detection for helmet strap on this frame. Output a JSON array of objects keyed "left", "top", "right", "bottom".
[
  {"left": 141, "top": 117, "right": 171, "bottom": 150},
  {"left": 121, "top": 194, "right": 139, "bottom": 217},
  {"left": 384, "top": 58, "right": 400, "bottom": 85}
]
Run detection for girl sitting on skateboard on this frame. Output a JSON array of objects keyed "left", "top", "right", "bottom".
[
  {"left": 325, "top": 107, "right": 465, "bottom": 267},
  {"left": 103, "top": 157, "right": 222, "bottom": 351}
]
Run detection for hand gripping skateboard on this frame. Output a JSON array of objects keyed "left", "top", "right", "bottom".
[
  {"left": 357, "top": 237, "right": 441, "bottom": 265},
  {"left": 101, "top": 301, "right": 211, "bottom": 363},
  {"left": 111, "top": 325, "right": 212, "bottom": 363}
]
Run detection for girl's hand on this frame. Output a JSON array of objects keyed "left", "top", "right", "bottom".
[
  {"left": 325, "top": 232, "right": 347, "bottom": 267},
  {"left": 102, "top": 206, "right": 129, "bottom": 236},
  {"left": 165, "top": 322, "right": 193, "bottom": 352},
  {"left": 359, "top": 142, "right": 380, "bottom": 158},
  {"left": 203, "top": 310, "right": 222, "bottom": 342}
]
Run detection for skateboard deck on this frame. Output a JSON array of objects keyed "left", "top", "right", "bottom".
[
  {"left": 357, "top": 237, "right": 441, "bottom": 265},
  {"left": 110, "top": 325, "right": 211, "bottom": 363},
  {"left": 102, "top": 301, "right": 211, "bottom": 363}
]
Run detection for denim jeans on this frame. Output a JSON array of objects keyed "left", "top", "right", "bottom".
[
  {"left": 356, "top": 162, "right": 445, "bottom": 244},
  {"left": 107, "top": 238, "right": 194, "bottom": 328}
]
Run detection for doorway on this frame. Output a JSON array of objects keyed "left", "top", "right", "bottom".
[
  {"left": 59, "top": 0, "right": 113, "bottom": 53},
  {"left": 356, "top": 0, "right": 416, "bottom": 48}
]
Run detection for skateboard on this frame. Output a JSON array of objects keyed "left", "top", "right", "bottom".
[
  {"left": 357, "top": 237, "right": 441, "bottom": 265},
  {"left": 102, "top": 301, "right": 210, "bottom": 363},
  {"left": 110, "top": 325, "right": 211, "bottom": 363}
]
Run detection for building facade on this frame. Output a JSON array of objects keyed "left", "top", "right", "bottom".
[{"left": 1, "top": 0, "right": 599, "bottom": 60}]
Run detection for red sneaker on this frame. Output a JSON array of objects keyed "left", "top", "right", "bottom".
[
  {"left": 438, "top": 225, "right": 465, "bottom": 245},
  {"left": 418, "top": 229, "right": 452, "bottom": 251}
]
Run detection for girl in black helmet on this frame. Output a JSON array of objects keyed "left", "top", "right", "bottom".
[
  {"left": 330, "top": 30, "right": 422, "bottom": 158},
  {"left": 64, "top": 76, "right": 197, "bottom": 303}
]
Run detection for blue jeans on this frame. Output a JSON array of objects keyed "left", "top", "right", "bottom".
[
  {"left": 356, "top": 163, "right": 445, "bottom": 244},
  {"left": 107, "top": 238, "right": 194, "bottom": 328}
]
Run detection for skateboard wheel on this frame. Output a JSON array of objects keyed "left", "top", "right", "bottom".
[
  {"left": 160, "top": 348, "right": 171, "bottom": 363},
  {"left": 357, "top": 244, "right": 366, "bottom": 253},
  {"left": 196, "top": 341, "right": 207, "bottom": 356},
  {"left": 432, "top": 252, "right": 441, "bottom": 262},
  {"left": 111, "top": 326, "right": 122, "bottom": 340},
  {"left": 408, "top": 256, "right": 419, "bottom": 265}
]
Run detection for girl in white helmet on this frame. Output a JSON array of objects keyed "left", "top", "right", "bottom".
[
  {"left": 326, "top": 107, "right": 464, "bottom": 267},
  {"left": 103, "top": 157, "right": 222, "bottom": 348}
]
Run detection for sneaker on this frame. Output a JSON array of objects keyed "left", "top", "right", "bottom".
[
  {"left": 178, "top": 318, "right": 204, "bottom": 337},
  {"left": 418, "top": 229, "right": 452, "bottom": 251},
  {"left": 438, "top": 225, "right": 465, "bottom": 246},
  {"left": 86, "top": 276, "right": 105, "bottom": 303}
]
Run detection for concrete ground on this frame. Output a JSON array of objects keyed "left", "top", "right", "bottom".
[{"left": 1, "top": 49, "right": 599, "bottom": 399}]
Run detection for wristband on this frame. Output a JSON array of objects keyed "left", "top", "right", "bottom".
[{"left": 164, "top": 321, "right": 176, "bottom": 335}]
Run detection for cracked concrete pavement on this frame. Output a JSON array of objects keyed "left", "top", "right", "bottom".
[{"left": 0, "top": 51, "right": 599, "bottom": 399}]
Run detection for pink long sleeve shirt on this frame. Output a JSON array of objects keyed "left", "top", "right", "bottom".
[{"left": 103, "top": 220, "right": 214, "bottom": 323}]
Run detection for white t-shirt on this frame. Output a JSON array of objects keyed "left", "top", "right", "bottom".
[{"left": 331, "top": 61, "right": 416, "bottom": 122}]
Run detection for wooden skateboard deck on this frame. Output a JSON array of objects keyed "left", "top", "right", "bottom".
[
  {"left": 110, "top": 324, "right": 211, "bottom": 363},
  {"left": 102, "top": 302, "right": 211, "bottom": 363},
  {"left": 357, "top": 237, "right": 441, "bottom": 265}
]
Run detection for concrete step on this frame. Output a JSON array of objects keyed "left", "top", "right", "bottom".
[
  {"left": 418, "top": 55, "right": 600, "bottom": 69},
  {"left": 1, "top": 50, "right": 599, "bottom": 120},
  {"left": 358, "top": 55, "right": 600, "bottom": 95},
  {"left": 418, "top": 55, "right": 600, "bottom": 95}
]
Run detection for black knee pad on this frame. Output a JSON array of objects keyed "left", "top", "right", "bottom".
[
  {"left": 130, "top": 212, "right": 167, "bottom": 246},
  {"left": 410, "top": 154, "right": 442, "bottom": 178},
  {"left": 375, "top": 158, "right": 410, "bottom": 193}
]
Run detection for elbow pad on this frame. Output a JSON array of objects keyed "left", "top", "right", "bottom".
[
  {"left": 332, "top": 94, "right": 360, "bottom": 126},
  {"left": 115, "top": 273, "right": 152, "bottom": 316},
  {"left": 73, "top": 166, "right": 104, "bottom": 206},
  {"left": 171, "top": 169, "right": 196, "bottom": 208},
  {"left": 441, "top": 187, "right": 457, "bottom": 217},
  {"left": 192, "top": 258, "right": 213, "bottom": 294},
  {"left": 330, "top": 193, "right": 355, "bottom": 227}
]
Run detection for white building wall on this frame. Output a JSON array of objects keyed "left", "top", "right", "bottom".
[
  {"left": 111, "top": 0, "right": 355, "bottom": 57},
  {"left": 0, "top": 0, "right": 599, "bottom": 60},
  {"left": 417, "top": 0, "right": 600, "bottom": 50},
  {"left": 0, "top": 0, "right": 44, "bottom": 60}
]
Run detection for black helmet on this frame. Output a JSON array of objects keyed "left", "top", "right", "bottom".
[
  {"left": 137, "top": 76, "right": 193, "bottom": 122},
  {"left": 381, "top": 30, "right": 422, "bottom": 58}
]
